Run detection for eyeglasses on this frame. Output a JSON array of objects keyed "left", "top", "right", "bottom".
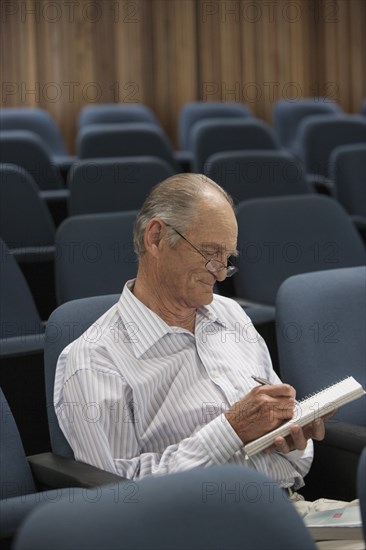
[{"left": 165, "top": 224, "right": 238, "bottom": 278}]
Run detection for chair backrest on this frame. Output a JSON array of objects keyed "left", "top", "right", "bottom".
[
  {"left": 273, "top": 98, "right": 342, "bottom": 148},
  {"left": 275, "top": 266, "right": 366, "bottom": 426},
  {"left": 294, "top": 114, "right": 366, "bottom": 178},
  {"left": 44, "top": 294, "right": 119, "bottom": 457},
  {"left": 329, "top": 143, "right": 366, "bottom": 218},
  {"left": 361, "top": 99, "right": 366, "bottom": 117},
  {"left": 55, "top": 211, "right": 138, "bottom": 304},
  {"left": 68, "top": 156, "right": 174, "bottom": 215},
  {"left": 179, "top": 101, "right": 252, "bottom": 150},
  {"left": 191, "top": 118, "right": 279, "bottom": 172},
  {"left": 76, "top": 123, "right": 179, "bottom": 171},
  {"left": 0, "top": 164, "right": 55, "bottom": 247},
  {"left": 0, "top": 387, "right": 37, "bottom": 498},
  {"left": 0, "top": 107, "right": 67, "bottom": 156},
  {"left": 233, "top": 195, "right": 366, "bottom": 305},
  {"left": 0, "top": 131, "right": 64, "bottom": 190},
  {"left": 78, "top": 104, "right": 159, "bottom": 129},
  {"left": 13, "top": 464, "right": 316, "bottom": 549},
  {"left": 0, "top": 239, "right": 43, "bottom": 337},
  {"left": 358, "top": 446, "right": 366, "bottom": 541},
  {"left": 204, "top": 150, "right": 311, "bottom": 203}
]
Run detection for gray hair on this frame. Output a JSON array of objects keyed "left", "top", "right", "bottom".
[{"left": 133, "top": 173, "right": 234, "bottom": 257}]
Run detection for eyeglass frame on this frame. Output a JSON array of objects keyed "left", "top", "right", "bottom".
[{"left": 164, "top": 223, "right": 238, "bottom": 278}]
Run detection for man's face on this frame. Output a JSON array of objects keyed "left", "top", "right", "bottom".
[{"left": 156, "top": 196, "right": 238, "bottom": 310}]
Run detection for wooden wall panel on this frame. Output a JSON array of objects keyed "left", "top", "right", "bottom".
[
  {"left": 346, "top": 0, "right": 366, "bottom": 112},
  {"left": 151, "top": 0, "right": 197, "bottom": 141},
  {"left": 1, "top": 0, "right": 365, "bottom": 152}
]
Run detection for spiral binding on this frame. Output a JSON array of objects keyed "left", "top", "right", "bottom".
[{"left": 300, "top": 376, "right": 351, "bottom": 403}]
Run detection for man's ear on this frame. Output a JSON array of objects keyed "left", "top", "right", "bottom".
[{"left": 143, "top": 218, "right": 164, "bottom": 257}]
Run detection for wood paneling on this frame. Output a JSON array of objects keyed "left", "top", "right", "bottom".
[{"left": 1, "top": 0, "right": 365, "bottom": 152}]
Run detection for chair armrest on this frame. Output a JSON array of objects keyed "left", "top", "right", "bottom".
[
  {"left": 351, "top": 215, "right": 366, "bottom": 229},
  {"left": 322, "top": 420, "right": 366, "bottom": 453},
  {"left": 39, "top": 189, "right": 70, "bottom": 202},
  {"left": 306, "top": 174, "right": 335, "bottom": 195},
  {"left": 39, "top": 190, "right": 69, "bottom": 226},
  {"left": 0, "top": 334, "right": 44, "bottom": 358},
  {"left": 52, "top": 155, "right": 77, "bottom": 171},
  {"left": 231, "top": 298, "right": 276, "bottom": 325},
  {"left": 10, "top": 246, "right": 55, "bottom": 263},
  {"left": 350, "top": 215, "right": 366, "bottom": 243},
  {"left": 28, "top": 452, "right": 126, "bottom": 489}
]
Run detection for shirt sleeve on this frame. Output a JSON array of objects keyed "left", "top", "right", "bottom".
[
  {"left": 56, "top": 355, "right": 244, "bottom": 480},
  {"left": 279, "top": 441, "right": 313, "bottom": 480}
]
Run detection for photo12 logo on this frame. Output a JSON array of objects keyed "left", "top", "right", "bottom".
[
  {"left": 200, "top": 1, "right": 339, "bottom": 24},
  {"left": 0, "top": 1, "right": 140, "bottom": 24},
  {"left": 1, "top": 81, "right": 140, "bottom": 105}
]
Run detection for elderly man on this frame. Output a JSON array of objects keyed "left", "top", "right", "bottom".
[{"left": 55, "top": 173, "right": 348, "bottom": 516}]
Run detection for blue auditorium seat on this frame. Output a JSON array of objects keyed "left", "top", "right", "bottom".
[
  {"left": 234, "top": 195, "right": 365, "bottom": 308},
  {"left": 329, "top": 143, "right": 366, "bottom": 227},
  {"left": 78, "top": 103, "right": 160, "bottom": 129},
  {"left": 55, "top": 211, "right": 138, "bottom": 304},
  {"left": 0, "top": 163, "right": 57, "bottom": 319},
  {"left": 276, "top": 266, "right": 366, "bottom": 501},
  {"left": 204, "top": 150, "right": 311, "bottom": 202},
  {"left": 0, "top": 387, "right": 84, "bottom": 544},
  {"left": 13, "top": 465, "right": 316, "bottom": 550},
  {"left": 43, "top": 294, "right": 120, "bottom": 459},
  {"left": 179, "top": 101, "right": 252, "bottom": 151},
  {"left": 0, "top": 107, "right": 73, "bottom": 169},
  {"left": 273, "top": 98, "right": 342, "bottom": 149},
  {"left": 68, "top": 156, "right": 174, "bottom": 215},
  {"left": 0, "top": 131, "right": 69, "bottom": 225},
  {"left": 292, "top": 114, "right": 366, "bottom": 191},
  {"left": 192, "top": 118, "right": 279, "bottom": 172},
  {"left": 77, "top": 123, "right": 180, "bottom": 171}
]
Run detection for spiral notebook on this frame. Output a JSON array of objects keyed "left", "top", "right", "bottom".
[{"left": 244, "top": 376, "right": 365, "bottom": 457}]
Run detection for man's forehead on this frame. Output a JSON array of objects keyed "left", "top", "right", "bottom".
[
  {"left": 190, "top": 200, "right": 238, "bottom": 252},
  {"left": 201, "top": 241, "right": 239, "bottom": 256}
]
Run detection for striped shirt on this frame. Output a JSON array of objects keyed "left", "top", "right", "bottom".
[{"left": 54, "top": 280, "right": 313, "bottom": 489}]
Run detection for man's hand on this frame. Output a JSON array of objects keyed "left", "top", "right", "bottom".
[
  {"left": 224, "top": 384, "right": 296, "bottom": 444},
  {"left": 267, "top": 410, "right": 337, "bottom": 454}
]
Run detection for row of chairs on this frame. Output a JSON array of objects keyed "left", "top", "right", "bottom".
[
  {"left": 1, "top": 100, "right": 365, "bottom": 170},
  {"left": 1, "top": 141, "right": 365, "bottom": 242},
  {"left": 1, "top": 264, "right": 365, "bottom": 545},
  {"left": 2, "top": 193, "right": 365, "bottom": 315},
  {"left": 1, "top": 105, "right": 365, "bottom": 250},
  {"left": 2, "top": 109, "right": 365, "bottom": 177},
  {"left": 2, "top": 98, "right": 366, "bottom": 156},
  {"left": 1, "top": 144, "right": 365, "bottom": 320},
  {"left": 75, "top": 113, "right": 366, "bottom": 192},
  {"left": 1, "top": 140, "right": 365, "bottom": 246}
]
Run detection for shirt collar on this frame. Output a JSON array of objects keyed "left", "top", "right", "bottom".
[{"left": 117, "top": 280, "right": 225, "bottom": 358}]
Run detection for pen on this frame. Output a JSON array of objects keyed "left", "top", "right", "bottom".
[
  {"left": 251, "top": 375, "right": 299, "bottom": 404},
  {"left": 251, "top": 375, "right": 273, "bottom": 386}
]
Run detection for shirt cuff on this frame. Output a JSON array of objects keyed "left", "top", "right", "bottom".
[
  {"left": 196, "top": 413, "right": 244, "bottom": 464},
  {"left": 278, "top": 438, "right": 314, "bottom": 460}
]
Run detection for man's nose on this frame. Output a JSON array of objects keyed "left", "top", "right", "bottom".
[{"left": 214, "top": 267, "right": 228, "bottom": 282}]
